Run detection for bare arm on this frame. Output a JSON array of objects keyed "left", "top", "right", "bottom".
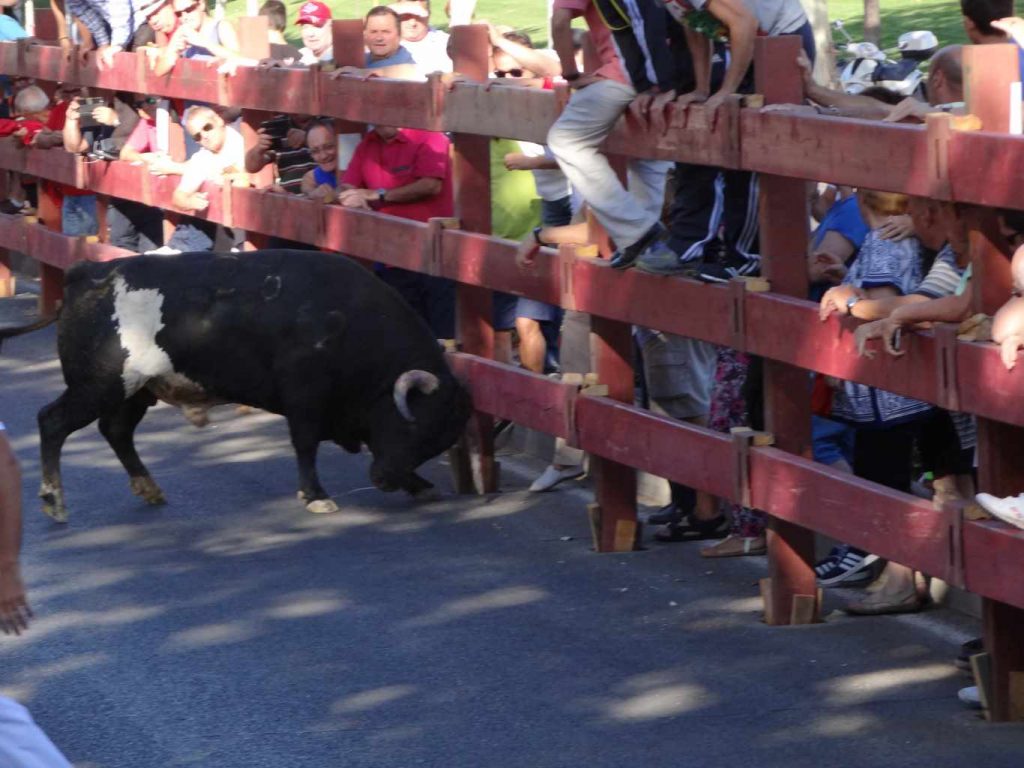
[
  {"left": 704, "top": 0, "right": 758, "bottom": 104},
  {"left": 341, "top": 177, "right": 442, "bottom": 206},
  {"left": 682, "top": 26, "right": 712, "bottom": 98},
  {"left": 551, "top": 7, "right": 577, "bottom": 77},
  {"left": 489, "top": 27, "right": 560, "bottom": 77},
  {"left": 62, "top": 100, "right": 90, "bottom": 154}
]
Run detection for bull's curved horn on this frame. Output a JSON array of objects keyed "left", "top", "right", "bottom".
[{"left": 393, "top": 370, "right": 441, "bottom": 422}]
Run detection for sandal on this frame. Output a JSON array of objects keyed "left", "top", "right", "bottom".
[
  {"left": 700, "top": 534, "right": 767, "bottom": 558},
  {"left": 653, "top": 514, "right": 728, "bottom": 543}
]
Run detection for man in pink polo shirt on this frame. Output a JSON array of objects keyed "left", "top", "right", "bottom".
[{"left": 339, "top": 125, "right": 455, "bottom": 339}]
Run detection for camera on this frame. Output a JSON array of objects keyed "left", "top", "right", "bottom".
[{"left": 77, "top": 97, "right": 106, "bottom": 128}]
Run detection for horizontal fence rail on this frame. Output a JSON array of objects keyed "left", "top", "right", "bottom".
[{"left": 4, "top": 41, "right": 1024, "bottom": 210}]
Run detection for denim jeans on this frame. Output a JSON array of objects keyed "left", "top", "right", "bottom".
[{"left": 61, "top": 194, "right": 98, "bottom": 236}]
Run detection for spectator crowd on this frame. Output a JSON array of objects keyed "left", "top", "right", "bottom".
[{"left": 3, "top": 0, "right": 1024, "bottom": 714}]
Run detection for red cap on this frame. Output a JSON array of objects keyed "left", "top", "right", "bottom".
[{"left": 296, "top": 1, "right": 331, "bottom": 27}]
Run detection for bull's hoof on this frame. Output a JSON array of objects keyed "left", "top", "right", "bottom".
[
  {"left": 408, "top": 486, "right": 442, "bottom": 503},
  {"left": 39, "top": 487, "right": 67, "bottom": 524},
  {"left": 306, "top": 498, "right": 340, "bottom": 515},
  {"left": 182, "top": 404, "right": 211, "bottom": 427},
  {"left": 130, "top": 476, "right": 167, "bottom": 506}
]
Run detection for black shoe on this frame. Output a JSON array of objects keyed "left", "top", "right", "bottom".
[
  {"left": 0, "top": 199, "right": 25, "bottom": 215},
  {"left": 698, "top": 253, "right": 761, "bottom": 283},
  {"left": 653, "top": 514, "right": 729, "bottom": 543},
  {"left": 634, "top": 239, "right": 703, "bottom": 277},
  {"left": 610, "top": 222, "right": 666, "bottom": 270},
  {"left": 956, "top": 637, "right": 985, "bottom": 671},
  {"left": 647, "top": 504, "right": 686, "bottom": 526}
]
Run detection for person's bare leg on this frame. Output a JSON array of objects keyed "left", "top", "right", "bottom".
[
  {"left": 493, "top": 330, "right": 513, "bottom": 365},
  {"left": 515, "top": 317, "right": 546, "bottom": 373},
  {"left": 0, "top": 427, "right": 30, "bottom": 634}
]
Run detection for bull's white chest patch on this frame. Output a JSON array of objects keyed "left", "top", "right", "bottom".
[{"left": 112, "top": 275, "right": 176, "bottom": 395}]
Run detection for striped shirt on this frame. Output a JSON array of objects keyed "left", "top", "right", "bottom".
[
  {"left": 914, "top": 244, "right": 964, "bottom": 299},
  {"left": 66, "top": 0, "right": 142, "bottom": 48}
]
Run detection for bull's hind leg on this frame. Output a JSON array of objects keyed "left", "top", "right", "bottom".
[
  {"left": 98, "top": 390, "right": 165, "bottom": 506},
  {"left": 38, "top": 389, "right": 105, "bottom": 523}
]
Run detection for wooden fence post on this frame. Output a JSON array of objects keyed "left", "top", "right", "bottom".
[
  {"left": 0, "top": 248, "right": 13, "bottom": 297},
  {"left": 589, "top": 314, "right": 638, "bottom": 552},
  {"left": 964, "top": 41, "right": 1024, "bottom": 722},
  {"left": 448, "top": 24, "right": 498, "bottom": 495},
  {"left": 755, "top": 36, "right": 818, "bottom": 624},
  {"left": 36, "top": 184, "right": 63, "bottom": 315}
]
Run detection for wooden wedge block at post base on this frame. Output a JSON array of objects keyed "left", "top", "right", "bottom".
[
  {"left": 1011, "top": 671, "right": 1024, "bottom": 721},
  {"left": 729, "top": 426, "right": 775, "bottom": 447},
  {"left": 789, "top": 592, "right": 820, "bottom": 625},
  {"left": 742, "top": 276, "right": 771, "bottom": 292},
  {"left": 760, "top": 578, "right": 821, "bottom": 625},
  {"left": 972, "top": 652, "right": 993, "bottom": 719},
  {"left": 587, "top": 503, "right": 641, "bottom": 552},
  {"left": 742, "top": 94, "right": 765, "bottom": 109},
  {"left": 760, "top": 578, "right": 775, "bottom": 625}
]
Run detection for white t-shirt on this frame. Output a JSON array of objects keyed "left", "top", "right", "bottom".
[
  {"left": 0, "top": 697, "right": 73, "bottom": 768},
  {"left": 298, "top": 46, "right": 334, "bottom": 66},
  {"left": 661, "top": 0, "right": 807, "bottom": 37},
  {"left": 519, "top": 141, "right": 573, "bottom": 204},
  {"left": 180, "top": 126, "right": 246, "bottom": 191},
  {"left": 403, "top": 29, "right": 452, "bottom": 77}
]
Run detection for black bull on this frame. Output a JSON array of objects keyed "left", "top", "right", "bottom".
[{"left": 17, "top": 250, "right": 472, "bottom": 522}]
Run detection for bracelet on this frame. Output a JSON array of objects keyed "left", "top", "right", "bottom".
[{"left": 532, "top": 226, "right": 545, "bottom": 246}]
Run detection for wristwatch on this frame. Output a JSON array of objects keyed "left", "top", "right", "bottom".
[
  {"left": 532, "top": 226, "right": 545, "bottom": 246},
  {"left": 376, "top": 188, "right": 387, "bottom": 204},
  {"left": 846, "top": 295, "right": 861, "bottom": 313}
]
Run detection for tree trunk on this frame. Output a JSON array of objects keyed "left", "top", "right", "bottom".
[
  {"left": 806, "top": 0, "right": 836, "bottom": 87},
  {"left": 864, "top": 0, "right": 881, "bottom": 46}
]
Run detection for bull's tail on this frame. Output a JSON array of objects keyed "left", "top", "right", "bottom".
[{"left": 0, "top": 315, "right": 57, "bottom": 352}]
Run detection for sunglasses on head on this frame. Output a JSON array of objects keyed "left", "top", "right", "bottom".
[
  {"left": 493, "top": 68, "right": 524, "bottom": 78},
  {"left": 175, "top": 2, "right": 200, "bottom": 17},
  {"left": 134, "top": 96, "right": 160, "bottom": 108},
  {"left": 191, "top": 122, "right": 215, "bottom": 141}
]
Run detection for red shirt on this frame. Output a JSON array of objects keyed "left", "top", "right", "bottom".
[
  {"left": 554, "top": 0, "right": 629, "bottom": 86},
  {"left": 40, "top": 101, "right": 91, "bottom": 199},
  {"left": 341, "top": 128, "right": 453, "bottom": 223},
  {"left": 0, "top": 117, "right": 45, "bottom": 145}
]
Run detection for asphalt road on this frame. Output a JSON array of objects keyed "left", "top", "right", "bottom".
[{"left": 1, "top": 303, "right": 1023, "bottom": 767}]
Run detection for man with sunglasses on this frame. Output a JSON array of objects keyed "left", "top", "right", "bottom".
[{"left": 160, "top": 106, "right": 246, "bottom": 252}]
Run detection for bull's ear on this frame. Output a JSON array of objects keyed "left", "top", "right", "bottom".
[{"left": 325, "top": 311, "right": 347, "bottom": 339}]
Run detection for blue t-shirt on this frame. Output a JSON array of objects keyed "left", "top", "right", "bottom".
[
  {"left": 365, "top": 46, "right": 415, "bottom": 69},
  {"left": 0, "top": 15, "right": 28, "bottom": 41},
  {"left": 812, "top": 195, "right": 868, "bottom": 252},
  {"left": 312, "top": 166, "right": 337, "bottom": 188}
]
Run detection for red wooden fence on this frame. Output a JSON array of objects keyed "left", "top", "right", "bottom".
[{"left": 1, "top": 26, "right": 1024, "bottom": 719}]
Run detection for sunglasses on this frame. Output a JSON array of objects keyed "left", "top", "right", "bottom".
[
  {"left": 191, "top": 122, "right": 215, "bottom": 141},
  {"left": 175, "top": 2, "right": 200, "bottom": 17},
  {"left": 493, "top": 68, "right": 524, "bottom": 78},
  {"left": 134, "top": 97, "right": 160, "bottom": 108}
]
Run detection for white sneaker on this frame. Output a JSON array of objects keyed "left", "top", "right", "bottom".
[
  {"left": 145, "top": 246, "right": 181, "bottom": 255},
  {"left": 975, "top": 493, "right": 1024, "bottom": 530},
  {"left": 529, "top": 464, "right": 585, "bottom": 493},
  {"left": 958, "top": 685, "right": 982, "bottom": 709}
]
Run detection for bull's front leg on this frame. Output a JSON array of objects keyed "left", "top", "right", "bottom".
[
  {"left": 286, "top": 416, "right": 339, "bottom": 515},
  {"left": 401, "top": 472, "right": 441, "bottom": 502}
]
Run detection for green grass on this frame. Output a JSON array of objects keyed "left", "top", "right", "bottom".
[{"left": 218, "top": 1, "right": 967, "bottom": 51}]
